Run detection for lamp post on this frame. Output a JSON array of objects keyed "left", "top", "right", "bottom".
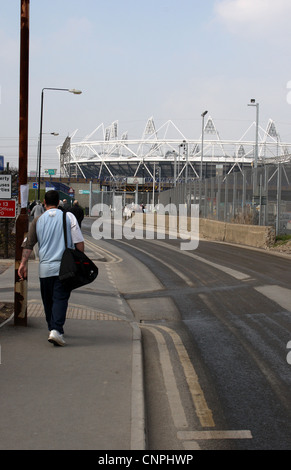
[
  {"left": 248, "top": 99, "right": 259, "bottom": 169},
  {"left": 199, "top": 111, "right": 208, "bottom": 216},
  {"left": 248, "top": 99, "right": 259, "bottom": 201},
  {"left": 200, "top": 110, "right": 208, "bottom": 179},
  {"left": 37, "top": 87, "right": 82, "bottom": 200}
]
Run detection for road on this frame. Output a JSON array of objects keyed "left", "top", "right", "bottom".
[{"left": 83, "top": 219, "right": 291, "bottom": 450}]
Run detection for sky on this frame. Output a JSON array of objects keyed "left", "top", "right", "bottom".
[{"left": 1, "top": 0, "right": 291, "bottom": 173}]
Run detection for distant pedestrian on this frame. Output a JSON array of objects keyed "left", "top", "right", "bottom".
[
  {"left": 62, "top": 198, "right": 71, "bottom": 211},
  {"left": 68, "top": 200, "right": 84, "bottom": 228},
  {"left": 29, "top": 200, "right": 36, "bottom": 213},
  {"left": 30, "top": 201, "right": 44, "bottom": 218}
]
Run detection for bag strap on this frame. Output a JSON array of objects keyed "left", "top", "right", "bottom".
[{"left": 62, "top": 211, "right": 68, "bottom": 248}]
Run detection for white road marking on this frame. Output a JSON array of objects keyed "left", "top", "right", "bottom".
[
  {"left": 255, "top": 285, "right": 291, "bottom": 312},
  {"left": 84, "top": 238, "right": 123, "bottom": 263},
  {"left": 117, "top": 240, "right": 194, "bottom": 286},
  {"left": 153, "top": 240, "right": 250, "bottom": 281}
]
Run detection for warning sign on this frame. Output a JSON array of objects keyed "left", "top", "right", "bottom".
[{"left": 0, "top": 199, "right": 16, "bottom": 218}]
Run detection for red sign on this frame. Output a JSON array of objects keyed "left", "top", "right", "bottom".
[{"left": 0, "top": 199, "right": 16, "bottom": 218}]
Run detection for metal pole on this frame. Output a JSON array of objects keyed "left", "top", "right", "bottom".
[
  {"left": 200, "top": 111, "right": 208, "bottom": 179},
  {"left": 248, "top": 100, "right": 259, "bottom": 197},
  {"left": 14, "top": 0, "right": 30, "bottom": 326},
  {"left": 174, "top": 151, "right": 177, "bottom": 187},
  {"left": 89, "top": 180, "right": 92, "bottom": 216},
  {"left": 152, "top": 163, "right": 155, "bottom": 209},
  {"left": 185, "top": 141, "right": 188, "bottom": 184},
  {"left": 255, "top": 103, "right": 259, "bottom": 169},
  {"left": 37, "top": 89, "right": 44, "bottom": 200},
  {"left": 200, "top": 117, "right": 204, "bottom": 179},
  {"left": 199, "top": 111, "right": 208, "bottom": 213},
  {"left": 276, "top": 163, "right": 282, "bottom": 235}
]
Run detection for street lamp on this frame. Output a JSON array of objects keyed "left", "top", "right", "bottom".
[
  {"left": 37, "top": 87, "right": 82, "bottom": 199},
  {"left": 248, "top": 99, "right": 260, "bottom": 201},
  {"left": 199, "top": 111, "right": 208, "bottom": 216},
  {"left": 247, "top": 99, "right": 259, "bottom": 169},
  {"left": 200, "top": 110, "right": 208, "bottom": 179}
]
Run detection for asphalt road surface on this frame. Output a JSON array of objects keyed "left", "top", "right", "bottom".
[{"left": 83, "top": 219, "right": 291, "bottom": 450}]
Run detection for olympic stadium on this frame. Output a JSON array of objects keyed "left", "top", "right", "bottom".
[{"left": 57, "top": 116, "right": 291, "bottom": 186}]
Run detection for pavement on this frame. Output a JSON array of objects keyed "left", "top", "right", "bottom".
[{"left": 0, "top": 253, "right": 146, "bottom": 451}]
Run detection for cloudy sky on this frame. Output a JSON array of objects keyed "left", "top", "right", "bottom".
[{"left": 1, "top": 0, "right": 291, "bottom": 172}]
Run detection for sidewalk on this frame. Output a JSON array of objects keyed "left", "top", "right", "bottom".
[{"left": 0, "top": 259, "right": 145, "bottom": 450}]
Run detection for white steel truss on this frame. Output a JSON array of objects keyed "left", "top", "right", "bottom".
[{"left": 57, "top": 117, "right": 291, "bottom": 180}]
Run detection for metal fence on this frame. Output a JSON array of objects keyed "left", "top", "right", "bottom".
[
  {"left": 159, "top": 163, "right": 291, "bottom": 235},
  {"left": 88, "top": 164, "right": 291, "bottom": 235}
]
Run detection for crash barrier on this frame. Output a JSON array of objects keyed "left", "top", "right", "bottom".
[{"left": 133, "top": 213, "right": 276, "bottom": 250}]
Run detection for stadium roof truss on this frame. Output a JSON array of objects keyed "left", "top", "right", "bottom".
[{"left": 57, "top": 117, "right": 291, "bottom": 181}]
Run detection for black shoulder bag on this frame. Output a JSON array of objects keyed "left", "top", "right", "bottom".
[{"left": 59, "top": 211, "right": 98, "bottom": 291}]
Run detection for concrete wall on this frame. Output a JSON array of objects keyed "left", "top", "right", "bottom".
[
  {"left": 134, "top": 213, "right": 276, "bottom": 249},
  {"left": 199, "top": 218, "right": 276, "bottom": 249}
]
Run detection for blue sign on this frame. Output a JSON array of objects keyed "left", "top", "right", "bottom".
[
  {"left": 0, "top": 156, "right": 4, "bottom": 171},
  {"left": 33, "top": 182, "right": 38, "bottom": 189}
]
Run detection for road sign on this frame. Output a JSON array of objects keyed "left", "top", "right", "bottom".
[
  {"left": 0, "top": 175, "right": 12, "bottom": 199},
  {"left": 33, "top": 182, "right": 38, "bottom": 189},
  {"left": 0, "top": 156, "right": 4, "bottom": 171},
  {"left": 0, "top": 199, "right": 16, "bottom": 218},
  {"left": 45, "top": 169, "right": 57, "bottom": 176},
  {"left": 69, "top": 187, "right": 74, "bottom": 195}
]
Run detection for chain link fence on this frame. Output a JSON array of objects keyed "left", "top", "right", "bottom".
[{"left": 158, "top": 163, "right": 291, "bottom": 235}]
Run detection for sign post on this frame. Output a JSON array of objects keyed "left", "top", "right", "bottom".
[
  {"left": 69, "top": 187, "right": 74, "bottom": 205},
  {"left": 14, "top": 0, "right": 30, "bottom": 327}
]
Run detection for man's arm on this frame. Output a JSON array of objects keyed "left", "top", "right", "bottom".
[
  {"left": 17, "top": 217, "right": 38, "bottom": 280},
  {"left": 18, "top": 248, "right": 33, "bottom": 280},
  {"left": 75, "top": 241, "right": 84, "bottom": 252},
  {"left": 67, "top": 212, "right": 84, "bottom": 251}
]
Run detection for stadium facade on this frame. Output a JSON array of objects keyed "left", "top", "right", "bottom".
[{"left": 57, "top": 116, "right": 291, "bottom": 186}]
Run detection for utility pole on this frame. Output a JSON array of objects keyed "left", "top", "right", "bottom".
[{"left": 14, "top": 0, "right": 30, "bottom": 326}]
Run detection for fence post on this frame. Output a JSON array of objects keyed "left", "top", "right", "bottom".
[
  {"left": 276, "top": 162, "right": 282, "bottom": 234},
  {"left": 224, "top": 174, "right": 228, "bottom": 222},
  {"left": 264, "top": 165, "right": 268, "bottom": 226},
  {"left": 217, "top": 176, "right": 221, "bottom": 221}
]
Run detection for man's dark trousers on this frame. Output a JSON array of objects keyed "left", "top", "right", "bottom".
[{"left": 40, "top": 277, "right": 70, "bottom": 334}]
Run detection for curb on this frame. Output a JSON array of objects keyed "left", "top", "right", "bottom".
[{"left": 130, "top": 322, "right": 146, "bottom": 450}]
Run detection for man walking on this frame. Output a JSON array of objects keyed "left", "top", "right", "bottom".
[
  {"left": 30, "top": 201, "right": 44, "bottom": 218},
  {"left": 68, "top": 200, "right": 84, "bottom": 228},
  {"left": 18, "top": 190, "right": 84, "bottom": 346}
]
